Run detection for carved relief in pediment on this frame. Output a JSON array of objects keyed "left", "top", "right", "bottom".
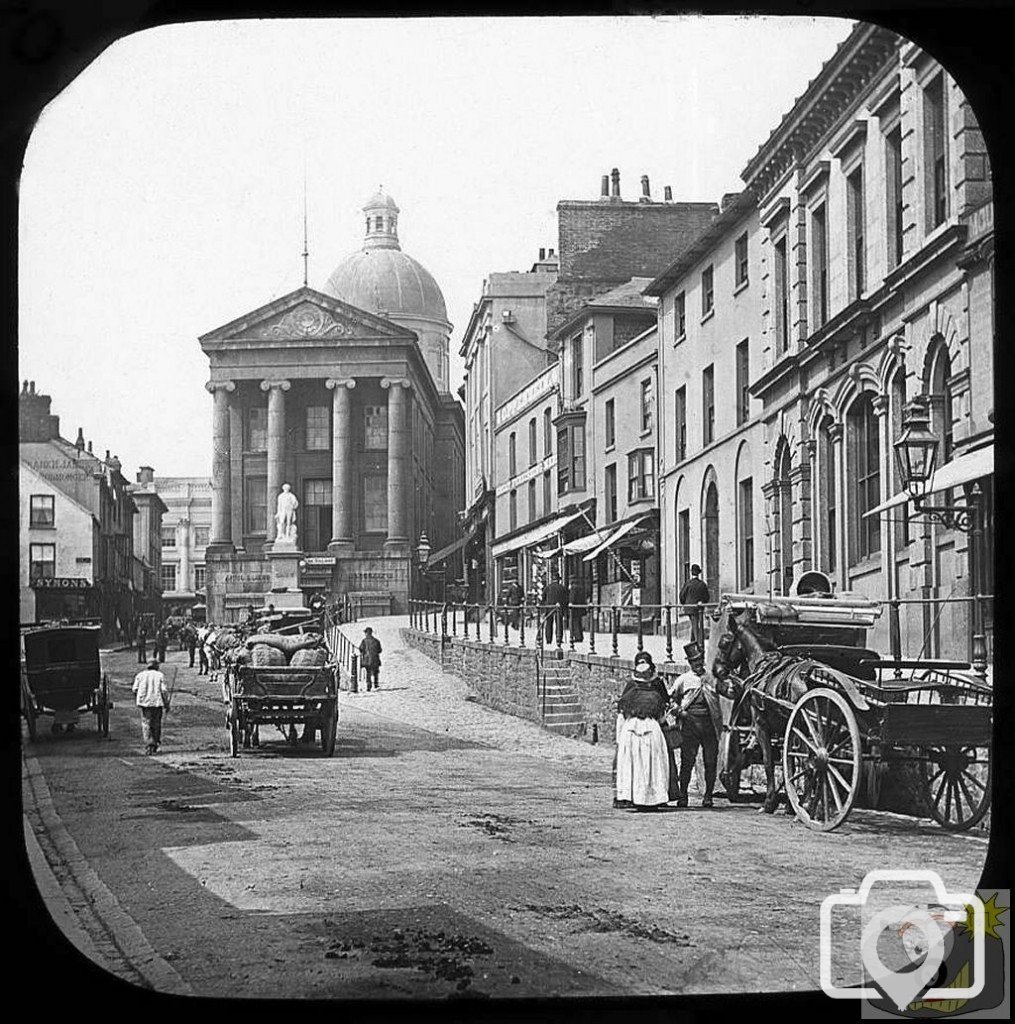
[{"left": 252, "top": 302, "right": 353, "bottom": 340}]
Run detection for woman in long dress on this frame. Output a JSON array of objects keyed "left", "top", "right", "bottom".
[{"left": 615, "top": 654, "right": 671, "bottom": 810}]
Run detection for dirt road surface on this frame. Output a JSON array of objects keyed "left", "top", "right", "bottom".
[{"left": 21, "top": 616, "right": 989, "bottom": 1001}]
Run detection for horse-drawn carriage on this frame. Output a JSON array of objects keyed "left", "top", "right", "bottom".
[
  {"left": 20, "top": 624, "right": 112, "bottom": 739},
  {"left": 710, "top": 583, "right": 991, "bottom": 833}
]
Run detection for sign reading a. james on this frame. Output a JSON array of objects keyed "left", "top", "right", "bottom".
[{"left": 31, "top": 577, "right": 92, "bottom": 589}]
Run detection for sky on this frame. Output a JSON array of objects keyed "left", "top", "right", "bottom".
[{"left": 19, "top": 15, "right": 857, "bottom": 478}]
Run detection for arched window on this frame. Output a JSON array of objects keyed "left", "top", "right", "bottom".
[
  {"left": 817, "top": 417, "right": 837, "bottom": 573},
  {"left": 702, "top": 479, "right": 719, "bottom": 601},
  {"left": 848, "top": 394, "right": 881, "bottom": 563},
  {"left": 776, "top": 444, "right": 793, "bottom": 594}
]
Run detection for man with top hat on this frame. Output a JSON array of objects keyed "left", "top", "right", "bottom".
[{"left": 668, "top": 641, "right": 723, "bottom": 807}]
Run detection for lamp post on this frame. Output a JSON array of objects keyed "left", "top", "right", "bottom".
[
  {"left": 414, "top": 532, "right": 432, "bottom": 603},
  {"left": 894, "top": 396, "right": 987, "bottom": 681}
]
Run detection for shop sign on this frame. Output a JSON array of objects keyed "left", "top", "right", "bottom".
[
  {"left": 300, "top": 556, "right": 336, "bottom": 577},
  {"left": 32, "top": 577, "right": 92, "bottom": 590}
]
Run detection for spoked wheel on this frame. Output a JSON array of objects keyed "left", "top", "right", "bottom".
[
  {"left": 920, "top": 744, "right": 991, "bottom": 831},
  {"left": 783, "top": 687, "right": 862, "bottom": 832},
  {"left": 228, "top": 701, "right": 240, "bottom": 757},
  {"left": 99, "top": 676, "right": 110, "bottom": 738},
  {"left": 320, "top": 705, "right": 337, "bottom": 757},
  {"left": 720, "top": 728, "right": 743, "bottom": 801}
]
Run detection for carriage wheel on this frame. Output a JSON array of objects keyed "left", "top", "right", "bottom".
[
  {"left": 783, "top": 687, "right": 861, "bottom": 832},
  {"left": 920, "top": 744, "right": 991, "bottom": 831},
  {"left": 228, "top": 701, "right": 240, "bottom": 757},
  {"left": 320, "top": 705, "right": 337, "bottom": 757},
  {"left": 720, "top": 729, "right": 743, "bottom": 801},
  {"left": 99, "top": 676, "right": 110, "bottom": 738}
]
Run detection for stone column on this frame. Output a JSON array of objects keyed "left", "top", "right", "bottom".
[
  {"left": 178, "top": 516, "right": 191, "bottom": 592},
  {"left": 260, "top": 379, "right": 291, "bottom": 542},
  {"left": 872, "top": 393, "right": 893, "bottom": 596},
  {"left": 206, "top": 380, "right": 235, "bottom": 549},
  {"left": 829, "top": 422, "right": 846, "bottom": 591},
  {"left": 325, "top": 378, "right": 356, "bottom": 550},
  {"left": 381, "top": 377, "right": 411, "bottom": 549}
]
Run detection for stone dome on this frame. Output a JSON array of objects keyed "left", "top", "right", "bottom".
[{"left": 323, "top": 190, "right": 449, "bottom": 324}]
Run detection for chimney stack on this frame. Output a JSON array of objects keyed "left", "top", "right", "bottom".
[
  {"left": 601, "top": 174, "right": 610, "bottom": 198},
  {"left": 21, "top": 380, "right": 28, "bottom": 394},
  {"left": 610, "top": 168, "right": 620, "bottom": 198},
  {"left": 110, "top": 454, "right": 122, "bottom": 472},
  {"left": 548, "top": 248, "right": 555, "bottom": 258},
  {"left": 721, "top": 191, "right": 740, "bottom": 212},
  {"left": 137, "top": 466, "right": 155, "bottom": 485},
  {"left": 87, "top": 441, "right": 93, "bottom": 454},
  {"left": 75, "top": 428, "right": 85, "bottom": 451},
  {"left": 539, "top": 247, "right": 546, "bottom": 261},
  {"left": 664, "top": 185, "right": 673, "bottom": 202},
  {"left": 105, "top": 449, "right": 110, "bottom": 463},
  {"left": 640, "top": 175, "right": 651, "bottom": 201}
]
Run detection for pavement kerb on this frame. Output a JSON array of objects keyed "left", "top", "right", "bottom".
[{"left": 22, "top": 750, "right": 194, "bottom": 997}]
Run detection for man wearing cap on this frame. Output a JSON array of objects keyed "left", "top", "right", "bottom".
[
  {"left": 132, "top": 659, "right": 170, "bottom": 755},
  {"left": 359, "top": 627, "right": 382, "bottom": 691},
  {"left": 678, "top": 564, "right": 710, "bottom": 645},
  {"left": 668, "top": 641, "right": 723, "bottom": 807}
]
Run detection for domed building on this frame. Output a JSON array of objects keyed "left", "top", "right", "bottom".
[
  {"left": 198, "top": 191, "right": 465, "bottom": 621},
  {"left": 323, "top": 191, "right": 452, "bottom": 393}
]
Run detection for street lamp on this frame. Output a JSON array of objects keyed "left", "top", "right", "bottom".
[
  {"left": 415, "top": 531, "right": 432, "bottom": 568},
  {"left": 894, "top": 395, "right": 988, "bottom": 681}
]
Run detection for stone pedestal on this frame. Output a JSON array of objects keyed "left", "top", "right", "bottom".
[{"left": 266, "top": 546, "right": 305, "bottom": 609}]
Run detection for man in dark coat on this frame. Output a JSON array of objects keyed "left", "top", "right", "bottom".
[
  {"left": 543, "top": 571, "right": 568, "bottom": 644},
  {"left": 669, "top": 641, "right": 723, "bottom": 808},
  {"left": 678, "top": 564, "right": 711, "bottom": 645},
  {"left": 568, "top": 575, "right": 586, "bottom": 643},
  {"left": 136, "top": 621, "right": 148, "bottom": 664},
  {"left": 359, "top": 627, "right": 383, "bottom": 691},
  {"left": 505, "top": 580, "right": 523, "bottom": 630},
  {"left": 183, "top": 622, "right": 197, "bottom": 668}
]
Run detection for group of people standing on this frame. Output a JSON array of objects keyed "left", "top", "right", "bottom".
[
  {"left": 614, "top": 640, "right": 726, "bottom": 811},
  {"left": 500, "top": 571, "right": 587, "bottom": 643}
]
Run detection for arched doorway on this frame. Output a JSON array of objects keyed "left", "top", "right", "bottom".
[{"left": 703, "top": 481, "right": 719, "bottom": 601}]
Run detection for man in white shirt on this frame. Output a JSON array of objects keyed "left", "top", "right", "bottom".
[
  {"left": 133, "top": 660, "right": 170, "bottom": 755},
  {"left": 667, "top": 642, "right": 724, "bottom": 808},
  {"left": 197, "top": 624, "right": 210, "bottom": 675}
]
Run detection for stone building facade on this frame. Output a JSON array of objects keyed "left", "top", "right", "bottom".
[
  {"left": 741, "top": 24, "right": 993, "bottom": 660},
  {"left": 155, "top": 475, "right": 213, "bottom": 617},
  {"left": 126, "top": 466, "right": 167, "bottom": 622},
  {"left": 200, "top": 193, "right": 464, "bottom": 622},
  {"left": 646, "top": 193, "right": 767, "bottom": 608},
  {"left": 19, "top": 382, "right": 147, "bottom": 639}
]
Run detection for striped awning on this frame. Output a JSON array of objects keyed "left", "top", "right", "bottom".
[
  {"left": 491, "top": 509, "right": 585, "bottom": 560},
  {"left": 583, "top": 516, "right": 651, "bottom": 562}
]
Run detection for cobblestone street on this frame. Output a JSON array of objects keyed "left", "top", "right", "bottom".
[{"left": 22, "top": 616, "right": 989, "bottom": 1000}]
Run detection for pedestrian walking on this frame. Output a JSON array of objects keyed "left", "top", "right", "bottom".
[
  {"left": 132, "top": 659, "right": 170, "bottom": 755},
  {"left": 184, "top": 623, "right": 197, "bottom": 668},
  {"left": 136, "top": 621, "right": 148, "bottom": 663},
  {"left": 678, "top": 564, "right": 711, "bottom": 645},
  {"left": 154, "top": 624, "right": 168, "bottom": 663},
  {"left": 505, "top": 579, "right": 523, "bottom": 630},
  {"left": 543, "top": 571, "right": 568, "bottom": 645},
  {"left": 359, "top": 627, "right": 382, "bottom": 690},
  {"left": 615, "top": 655, "right": 671, "bottom": 810},
  {"left": 568, "top": 574, "right": 586, "bottom": 643},
  {"left": 197, "top": 623, "right": 210, "bottom": 675},
  {"left": 668, "top": 642, "right": 723, "bottom": 808}
]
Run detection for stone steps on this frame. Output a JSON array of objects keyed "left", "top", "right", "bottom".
[{"left": 538, "top": 664, "right": 585, "bottom": 736}]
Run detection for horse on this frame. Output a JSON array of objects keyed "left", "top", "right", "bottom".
[{"left": 709, "top": 606, "right": 816, "bottom": 814}]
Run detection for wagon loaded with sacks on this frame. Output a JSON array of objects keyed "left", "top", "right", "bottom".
[{"left": 222, "top": 627, "right": 338, "bottom": 756}]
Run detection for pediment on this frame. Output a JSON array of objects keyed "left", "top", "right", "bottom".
[{"left": 200, "top": 287, "right": 417, "bottom": 345}]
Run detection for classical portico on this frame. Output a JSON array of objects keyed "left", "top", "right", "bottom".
[{"left": 199, "top": 286, "right": 464, "bottom": 621}]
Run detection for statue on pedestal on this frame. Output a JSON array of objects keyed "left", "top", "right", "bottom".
[{"left": 274, "top": 483, "right": 299, "bottom": 545}]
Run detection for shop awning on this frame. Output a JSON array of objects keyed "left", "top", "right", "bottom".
[
  {"left": 561, "top": 527, "right": 614, "bottom": 555},
  {"left": 425, "top": 529, "right": 473, "bottom": 568},
  {"left": 491, "top": 509, "right": 586, "bottom": 560},
  {"left": 583, "top": 516, "right": 650, "bottom": 562},
  {"left": 863, "top": 443, "right": 994, "bottom": 518}
]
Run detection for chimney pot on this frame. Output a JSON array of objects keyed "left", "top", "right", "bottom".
[
  {"left": 21, "top": 380, "right": 27, "bottom": 394},
  {"left": 664, "top": 185, "right": 673, "bottom": 202},
  {"left": 75, "top": 427, "right": 85, "bottom": 451},
  {"left": 548, "top": 248, "right": 555, "bottom": 258},
  {"left": 87, "top": 441, "right": 93, "bottom": 454},
  {"left": 539, "top": 247, "right": 546, "bottom": 261},
  {"left": 29, "top": 381, "right": 35, "bottom": 394},
  {"left": 601, "top": 174, "right": 610, "bottom": 198},
  {"left": 611, "top": 168, "right": 620, "bottom": 198},
  {"left": 641, "top": 174, "right": 650, "bottom": 197}
]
